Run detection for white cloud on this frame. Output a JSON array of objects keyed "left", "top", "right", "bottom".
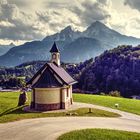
[
  {"left": 105, "top": 1, "right": 140, "bottom": 38},
  {"left": 124, "top": 0, "right": 140, "bottom": 12},
  {"left": 0, "top": 0, "right": 111, "bottom": 43},
  {"left": 0, "top": 0, "right": 139, "bottom": 45},
  {"left": 0, "top": 0, "right": 45, "bottom": 41},
  {"left": 69, "top": 0, "right": 111, "bottom": 27},
  {"left": 125, "top": 17, "right": 140, "bottom": 37},
  {"left": 0, "top": 20, "right": 15, "bottom": 27},
  {"left": 36, "top": 9, "right": 82, "bottom": 34}
]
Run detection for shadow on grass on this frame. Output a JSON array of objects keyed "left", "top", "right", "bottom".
[{"left": 0, "top": 105, "right": 31, "bottom": 116}]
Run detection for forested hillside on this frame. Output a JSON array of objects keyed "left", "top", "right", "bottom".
[{"left": 78, "top": 45, "right": 140, "bottom": 97}]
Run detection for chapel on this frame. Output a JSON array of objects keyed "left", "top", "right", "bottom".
[{"left": 27, "top": 42, "right": 77, "bottom": 111}]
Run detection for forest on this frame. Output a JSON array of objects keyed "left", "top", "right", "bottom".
[{"left": 76, "top": 45, "right": 140, "bottom": 97}]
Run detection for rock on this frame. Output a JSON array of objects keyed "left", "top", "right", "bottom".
[
  {"left": 115, "top": 103, "right": 119, "bottom": 108},
  {"left": 18, "top": 92, "right": 28, "bottom": 106}
]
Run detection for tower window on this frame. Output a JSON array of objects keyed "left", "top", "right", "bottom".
[{"left": 52, "top": 54, "right": 56, "bottom": 59}]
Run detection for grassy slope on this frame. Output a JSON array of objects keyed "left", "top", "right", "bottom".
[
  {"left": 73, "top": 94, "right": 140, "bottom": 115},
  {"left": 0, "top": 92, "right": 119, "bottom": 123},
  {"left": 58, "top": 129, "right": 140, "bottom": 140}
]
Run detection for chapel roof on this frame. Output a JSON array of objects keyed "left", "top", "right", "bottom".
[{"left": 27, "top": 62, "right": 77, "bottom": 88}]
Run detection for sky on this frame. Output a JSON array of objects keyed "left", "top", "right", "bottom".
[{"left": 0, "top": 0, "right": 140, "bottom": 45}]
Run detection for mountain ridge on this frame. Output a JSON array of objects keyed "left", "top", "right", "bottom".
[
  {"left": 0, "top": 43, "right": 15, "bottom": 56},
  {"left": 0, "top": 21, "right": 140, "bottom": 67}
]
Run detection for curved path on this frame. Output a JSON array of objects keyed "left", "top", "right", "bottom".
[{"left": 0, "top": 102, "right": 140, "bottom": 140}]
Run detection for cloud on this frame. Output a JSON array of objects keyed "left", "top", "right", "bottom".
[
  {"left": 36, "top": 0, "right": 111, "bottom": 34},
  {"left": 6, "top": 0, "right": 38, "bottom": 8},
  {"left": 69, "top": 0, "right": 111, "bottom": 26},
  {"left": 125, "top": 17, "right": 140, "bottom": 37},
  {"left": 124, "top": 0, "right": 140, "bottom": 12},
  {"left": 36, "top": 9, "right": 82, "bottom": 33},
  {"left": 0, "top": 20, "right": 15, "bottom": 27},
  {"left": 98, "top": 0, "right": 111, "bottom": 5},
  {"left": 0, "top": 0, "right": 140, "bottom": 44},
  {"left": 0, "top": 0, "right": 82, "bottom": 42},
  {"left": 45, "top": 1, "right": 69, "bottom": 9},
  {"left": 0, "top": 0, "right": 45, "bottom": 41},
  {"left": 106, "top": 6, "right": 140, "bottom": 38}
]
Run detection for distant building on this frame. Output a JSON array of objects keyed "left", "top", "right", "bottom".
[
  {"left": 131, "top": 95, "right": 140, "bottom": 100},
  {"left": 27, "top": 42, "right": 77, "bottom": 111},
  {"left": 0, "top": 87, "right": 2, "bottom": 91}
]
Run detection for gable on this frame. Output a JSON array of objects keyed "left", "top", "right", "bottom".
[
  {"left": 32, "top": 67, "right": 62, "bottom": 88},
  {"left": 27, "top": 62, "right": 77, "bottom": 87}
]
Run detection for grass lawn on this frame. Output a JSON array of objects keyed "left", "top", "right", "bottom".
[
  {"left": 73, "top": 94, "right": 140, "bottom": 115},
  {"left": 0, "top": 92, "right": 119, "bottom": 123},
  {"left": 58, "top": 129, "right": 140, "bottom": 140}
]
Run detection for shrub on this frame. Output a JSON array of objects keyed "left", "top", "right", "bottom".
[
  {"left": 100, "top": 92, "right": 106, "bottom": 96},
  {"left": 109, "top": 91, "right": 121, "bottom": 97}
]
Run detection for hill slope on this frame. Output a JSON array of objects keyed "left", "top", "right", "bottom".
[
  {"left": 0, "top": 43, "right": 15, "bottom": 56},
  {"left": 78, "top": 45, "right": 140, "bottom": 97},
  {"left": 61, "top": 37, "right": 104, "bottom": 62}
]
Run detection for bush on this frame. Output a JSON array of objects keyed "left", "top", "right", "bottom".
[
  {"left": 100, "top": 92, "right": 106, "bottom": 96},
  {"left": 109, "top": 91, "right": 121, "bottom": 97}
]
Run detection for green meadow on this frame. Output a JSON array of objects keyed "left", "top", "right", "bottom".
[
  {"left": 73, "top": 93, "right": 140, "bottom": 115},
  {"left": 0, "top": 92, "right": 140, "bottom": 123},
  {"left": 0, "top": 92, "right": 119, "bottom": 123},
  {"left": 58, "top": 129, "right": 140, "bottom": 140}
]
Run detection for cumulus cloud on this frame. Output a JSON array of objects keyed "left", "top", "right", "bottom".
[
  {"left": 125, "top": 17, "right": 140, "bottom": 37},
  {"left": 0, "top": 20, "right": 15, "bottom": 27},
  {"left": 36, "top": 0, "right": 111, "bottom": 34},
  {"left": 124, "top": 0, "right": 140, "bottom": 12},
  {"left": 69, "top": 0, "right": 111, "bottom": 26},
  {"left": 6, "top": 0, "right": 40, "bottom": 8},
  {"left": 0, "top": 0, "right": 45, "bottom": 41},
  {"left": 36, "top": 9, "right": 82, "bottom": 33},
  {"left": 0, "top": 0, "right": 140, "bottom": 44},
  {"left": 0, "top": 0, "right": 111, "bottom": 42},
  {"left": 98, "top": 0, "right": 111, "bottom": 5},
  {"left": 107, "top": 6, "right": 140, "bottom": 38}
]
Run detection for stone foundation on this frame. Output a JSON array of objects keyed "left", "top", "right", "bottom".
[
  {"left": 61, "top": 99, "right": 72, "bottom": 109},
  {"left": 31, "top": 101, "right": 73, "bottom": 111},
  {"left": 35, "top": 103, "right": 61, "bottom": 111},
  {"left": 30, "top": 98, "right": 73, "bottom": 111},
  {"left": 30, "top": 101, "right": 35, "bottom": 109},
  {"left": 61, "top": 102, "right": 65, "bottom": 109}
]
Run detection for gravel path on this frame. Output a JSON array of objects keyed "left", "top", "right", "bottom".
[{"left": 0, "top": 102, "right": 140, "bottom": 140}]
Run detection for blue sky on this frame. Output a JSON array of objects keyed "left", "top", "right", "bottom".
[{"left": 0, "top": 0, "right": 140, "bottom": 45}]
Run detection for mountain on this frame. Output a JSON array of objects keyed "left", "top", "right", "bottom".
[
  {"left": 83, "top": 21, "right": 140, "bottom": 48},
  {"left": 43, "top": 26, "right": 81, "bottom": 42},
  {"left": 61, "top": 37, "right": 104, "bottom": 62},
  {"left": 0, "top": 21, "right": 140, "bottom": 67},
  {"left": 0, "top": 43, "right": 15, "bottom": 56},
  {"left": 0, "top": 41, "right": 65, "bottom": 67}
]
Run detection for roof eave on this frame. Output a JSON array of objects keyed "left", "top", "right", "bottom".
[{"left": 68, "top": 81, "right": 78, "bottom": 85}]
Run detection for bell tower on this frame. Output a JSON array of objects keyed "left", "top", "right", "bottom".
[{"left": 50, "top": 42, "right": 60, "bottom": 66}]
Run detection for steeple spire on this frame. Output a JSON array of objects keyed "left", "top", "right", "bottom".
[
  {"left": 50, "top": 42, "right": 60, "bottom": 53},
  {"left": 50, "top": 42, "right": 60, "bottom": 66}
]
